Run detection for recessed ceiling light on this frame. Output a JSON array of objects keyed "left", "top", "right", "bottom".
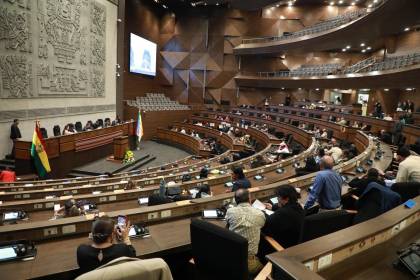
[
  {"left": 346, "top": 45, "right": 351, "bottom": 49},
  {"left": 342, "top": 48, "right": 347, "bottom": 52},
  {"left": 368, "top": 4, "right": 373, "bottom": 8},
  {"left": 288, "top": 1, "right": 293, "bottom": 6},
  {"left": 406, "top": 88, "right": 413, "bottom": 91},
  {"left": 404, "top": 27, "right": 410, "bottom": 32},
  {"left": 373, "top": 0, "right": 378, "bottom": 3},
  {"left": 384, "top": 88, "right": 389, "bottom": 91},
  {"left": 316, "top": 88, "right": 320, "bottom": 91},
  {"left": 329, "top": 1, "right": 335, "bottom": 5},
  {"left": 361, "top": 49, "right": 366, "bottom": 53},
  {"left": 366, "top": 46, "right": 372, "bottom": 50},
  {"left": 338, "top": 0, "right": 344, "bottom": 4},
  {"left": 360, "top": 43, "right": 365, "bottom": 47},
  {"left": 351, "top": 2, "right": 356, "bottom": 5}
]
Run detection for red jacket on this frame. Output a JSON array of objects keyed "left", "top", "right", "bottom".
[{"left": 0, "top": 170, "right": 16, "bottom": 182}]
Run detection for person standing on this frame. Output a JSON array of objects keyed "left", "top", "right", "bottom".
[
  {"left": 10, "top": 119, "right": 22, "bottom": 159},
  {"left": 304, "top": 156, "right": 343, "bottom": 211}
]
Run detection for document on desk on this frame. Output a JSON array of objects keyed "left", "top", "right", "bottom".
[{"left": 252, "top": 199, "right": 274, "bottom": 215}]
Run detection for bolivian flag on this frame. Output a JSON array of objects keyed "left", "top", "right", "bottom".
[{"left": 31, "top": 121, "right": 51, "bottom": 178}]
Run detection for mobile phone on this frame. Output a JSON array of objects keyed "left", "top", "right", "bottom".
[
  {"left": 117, "top": 215, "right": 127, "bottom": 226},
  {"left": 404, "top": 199, "right": 416, "bottom": 209}
]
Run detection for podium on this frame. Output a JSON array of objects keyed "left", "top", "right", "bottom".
[{"left": 113, "top": 136, "right": 129, "bottom": 160}]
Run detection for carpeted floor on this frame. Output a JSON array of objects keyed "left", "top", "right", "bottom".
[{"left": 75, "top": 141, "right": 191, "bottom": 174}]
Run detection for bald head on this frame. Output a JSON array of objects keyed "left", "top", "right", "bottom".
[
  {"left": 234, "top": 189, "right": 250, "bottom": 205},
  {"left": 320, "top": 155, "right": 334, "bottom": 170}
]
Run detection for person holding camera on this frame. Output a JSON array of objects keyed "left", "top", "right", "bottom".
[{"left": 77, "top": 216, "right": 136, "bottom": 275}]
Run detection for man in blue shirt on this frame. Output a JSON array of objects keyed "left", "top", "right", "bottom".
[{"left": 304, "top": 155, "right": 343, "bottom": 210}]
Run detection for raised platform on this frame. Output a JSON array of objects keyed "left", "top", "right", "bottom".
[{"left": 70, "top": 141, "right": 191, "bottom": 175}]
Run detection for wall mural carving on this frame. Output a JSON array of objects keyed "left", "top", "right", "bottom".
[{"left": 0, "top": 0, "right": 107, "bottom": 98}]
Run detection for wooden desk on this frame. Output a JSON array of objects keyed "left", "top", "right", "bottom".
[
  {"left": 14, "top": 122, "right": 135, "bottom": 178},
  {"left": 268, "top": 196, "right": 420, "bottom": 280},
  {"left": 0, "top": 218, "right": 224, "bottom": 280}
]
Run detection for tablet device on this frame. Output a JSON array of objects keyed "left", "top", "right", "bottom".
[
  {"left": 225, "top": 182, "right": 233, "bottom": 188},
  {"left": 0, "top": 247, "right": 17, "bottom": 261},
  {"left": 202, "top": 210, "right": 219, "bottom": 219},
  {"left": 138, "top": 197, "right": 149, "bottom": 205},
  {"left": 254, "top": 175, "right": 263, "bottom": 181},
  {"left": 3, "top": 212, "right": 19, "bottom": 221}
]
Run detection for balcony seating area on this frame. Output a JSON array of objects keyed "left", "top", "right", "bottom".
[
  {"left": 242, "top": 8, "right": 369, "bottom": 44},
  {"left": 245, "top": 52, "right": 420, "bottom": 78},
  {"left": 126, "top": 93, "right": 190, "bottom": 111},
  {"left": 359, "top": 52, "right": 420, "bottom": 72}
]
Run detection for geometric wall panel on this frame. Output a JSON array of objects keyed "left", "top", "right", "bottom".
[{"left": 160, "top": 51, "right": 189, "bottom": 69}]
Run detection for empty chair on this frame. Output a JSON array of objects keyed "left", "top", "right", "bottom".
[
  {"left": 300, "top": 210, "right": 355, "bottom": 242},
  {"left": 40, "top": 127, "right": 48, "bottom": 139},
  {"left": 190, "top": 219, "right": 249, "bottom": 280},
  {"left": 391, "top": 182, "right": 420, "bottom": 202},
  {"left": 75, "top": 122, "right": 83, "bottom": 132},
  {"left": 53, "top": 125, "right": 61, "bottom": 137}
]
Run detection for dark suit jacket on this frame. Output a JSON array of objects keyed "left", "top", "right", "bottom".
[
  {"left": 231, "top": 178, "right": 251, "bottom": 192},
  {"left": 10, "top": 124, "right": 21, "bottom": 140},
  {"left": 348, "top": 177, "right": 385, "bottom": 197},
  {"left": 262, "top": 202, "right": 304, "bottom": 248}
]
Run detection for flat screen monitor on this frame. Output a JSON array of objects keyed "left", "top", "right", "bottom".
[{"left": 129, "top": 33, "right": 157, "bottom": 76}]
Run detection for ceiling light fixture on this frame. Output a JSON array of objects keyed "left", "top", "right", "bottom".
[
  {"left": 361, "top": 49, "right": 366, "bottom": 53},
  {"left": 366, "top": 46, "right": 372, "bottom": 50},
  {"left": 360, "top": 43, "right": 365, "bottom": 47},
  {"left": 404, "top": 27, "right": 410, "bottom": 32},
  {"left": 346, "top": 45, "right": 351, "bottom": 49},
  {"left": 329, "top": 2, "right": 335, "bottom": 6},
  {"left": 338, "top": 0, "right": 343, "bottom": 4}
]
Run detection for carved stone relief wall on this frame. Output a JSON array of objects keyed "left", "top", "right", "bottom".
[{"left": 0, "top": 0, "right": 107, "bottom": 98}]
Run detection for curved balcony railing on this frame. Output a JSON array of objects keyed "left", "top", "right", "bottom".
[{"left": 240, "top": 4, "right": 382, "bottom": 45}]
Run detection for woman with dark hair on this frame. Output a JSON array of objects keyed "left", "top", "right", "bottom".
[{"left": 77, "top": 216, "right": 136, "bottom": 274}]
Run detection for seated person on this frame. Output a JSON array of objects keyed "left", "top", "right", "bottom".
[
  {"left": 320, "top": 129, "right": 328, "bottom": 138},
  {"left": 226, "top": 189, "right": 265, "bottom": 275},
  {"left": 77, "top": 216, "right": 136, "bottom": 275},
  {"left": 84, "top": 121, "right": 94, "bottom": 131},
  {"left": 326, "top": 138, "right": 343, "bottom": 163},
  {"left": 349, "top": 168, "right": 386, "bottom": 197},
  {"left": 261, "top": 186, "right": 304, "bottom": 249},
  {"left": 104, "top": 118, "right": 111, "bottom": 127},
  {"left": 250, "top": 155, "right": 268, "bottom": 169},
  {"left": 199, "top": 167, "right": 209, "bottom": 179},
  {"left": 229, "top": 166, "right": 251, "bottom": 192},
  {"left": 275, "top": 142, "right": 290, "bottom": 154},
  {"left": 295, "top": 156, "right": 319, "bottom": 176},
  {"left": 111, "top": 116, "right": 121, "bottom": 126},
  {"left": 55, "top": 199, "right": 84, "bottom": 218},
  {"left": 63, "top": 124, "right": 76, "bottom": 135},
  {"left": 0, "top": 167, "right": 16, "bottom": 182}
]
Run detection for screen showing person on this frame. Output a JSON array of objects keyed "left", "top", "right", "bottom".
[{"left": 129, "top": 33, "right": 157, "bottom": 76}]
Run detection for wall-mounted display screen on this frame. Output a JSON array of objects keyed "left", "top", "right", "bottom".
[{"left": 129, "top": 33, "right": 157, "bottom": 76}]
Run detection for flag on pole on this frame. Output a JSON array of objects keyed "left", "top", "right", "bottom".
[
  {"left": 136, "top": 110, "right": 143, "bottom": 142},
  {"left": 31, "top": 121, "right": 51, "bottom": 178}
]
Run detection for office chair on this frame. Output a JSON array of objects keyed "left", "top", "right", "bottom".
[
  {"left": 300, "top": 210, "right": 355, "bottom": 243},
  {"left": 353, "top": 183, "right": 401, "bottom": 225},
  {"left": 40, "top": 127, "right": 48, "bottom": 139},
  {"left": 190, "top": 219, "right": 249, "bottom": 280},
  {"left": 53, "top": 125, "right": 61, "bottom": 137},
  {"left": 391, "top": 182, "right": 420, "bottom": 202},
  {"left": 75, "top": 121, "right": 83, "bottom": 132}
]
